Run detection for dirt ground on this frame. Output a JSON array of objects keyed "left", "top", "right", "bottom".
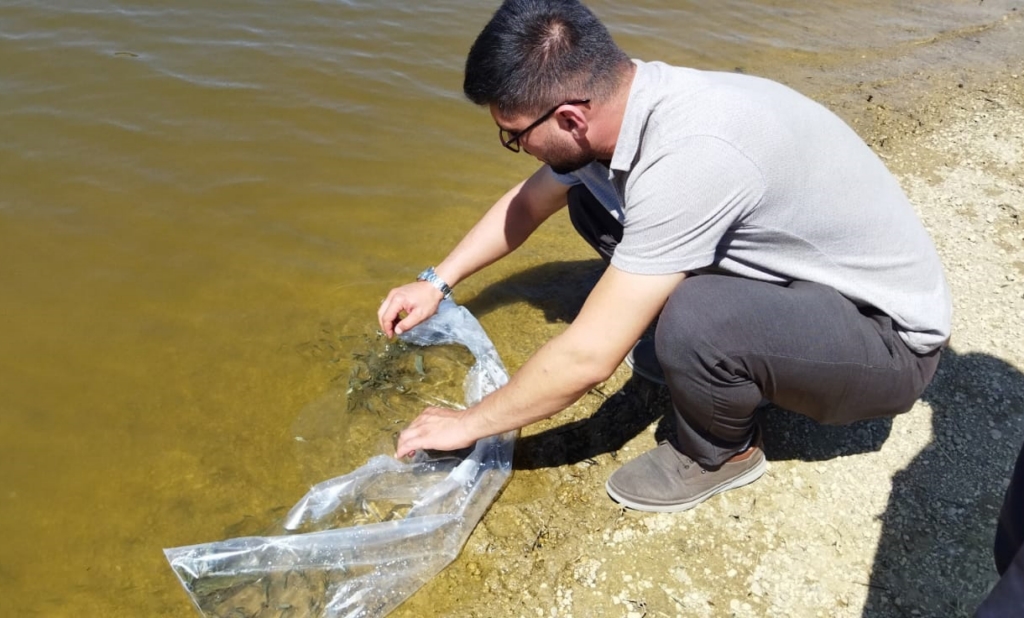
[{"left": 389, "top": 12, "right": 1024, "bottom": 618}]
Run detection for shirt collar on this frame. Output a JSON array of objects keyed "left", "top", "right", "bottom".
[{"left": 609, "top": 59, "right": 654, "bottom": 173}]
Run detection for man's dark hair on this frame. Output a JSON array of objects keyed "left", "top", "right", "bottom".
[{"left": 464, "top": 0, "right": 631, "bottom": 116}]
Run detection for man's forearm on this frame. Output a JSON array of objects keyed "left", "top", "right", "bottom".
[
  {"left": 459, "top": 266, "right": 685, "bottom": 441},
  {"left": 461, "top": 327, "right": 613, "bottom": 440},
  {"left": 435, "top": 167, "right": 568, "bottom": 288}
]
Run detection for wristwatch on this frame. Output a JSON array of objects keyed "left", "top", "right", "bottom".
[{"left": 417, "top": 266, "right": 453, "bottom": 299}]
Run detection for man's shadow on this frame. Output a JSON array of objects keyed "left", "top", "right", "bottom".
[
  {"left": 863, "top": 348, "right": 1024, "bottom": 617},
  {"left": 510, "top": 375, "right": 899, "bottom": 470},
  {"left": 464, "top": 258, "right": 605, "bottom": 325}
]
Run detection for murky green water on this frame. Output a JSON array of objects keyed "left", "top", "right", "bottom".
[{"left": 0, "top": 1, "right": 1016, "bottom": 615}]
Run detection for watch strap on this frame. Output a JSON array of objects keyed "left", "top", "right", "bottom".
[{"left": 416, "top": 266, "right": 453, "bottom": 299}]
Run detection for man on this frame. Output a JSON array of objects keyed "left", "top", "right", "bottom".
[{"left": 377, "top": 0, "right": 951, "bottom": 513}]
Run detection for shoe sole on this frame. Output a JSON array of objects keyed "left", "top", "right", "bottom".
[{"left": 605, "top": 455, "right": 767, "bottom": 513}]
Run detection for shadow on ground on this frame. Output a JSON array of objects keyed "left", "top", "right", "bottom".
[
  {"left": 514, "top": 376, "right": 670, "bottom": 470},
  {"left": 463, "top": 259, "right": 605, "bottom": 325},
  {"left": 864, "top": 348, "right": 1024, "bottom": 617},
  {"left": 512, "top": 382, "right": 898, "bottom": 470}
]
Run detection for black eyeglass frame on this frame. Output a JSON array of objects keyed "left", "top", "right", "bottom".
[{"left": 498, "top": 99, "right": 590, "bottom": 153}]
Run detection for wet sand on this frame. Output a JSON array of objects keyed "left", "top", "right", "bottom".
[{"left": 389, "top": 10, "right": 1024, "bottom": 618}]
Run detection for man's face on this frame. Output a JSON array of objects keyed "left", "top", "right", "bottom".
[
  {"left": 491, "top": 103, "right": 595, "bottom": 174},
  {"left": 537, "top": 132, "right": 596, "bottom": 175}
]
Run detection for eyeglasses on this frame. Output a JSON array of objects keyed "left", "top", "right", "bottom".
[{"left": 498, "top": 99, "right": 590, "bottom": 153}]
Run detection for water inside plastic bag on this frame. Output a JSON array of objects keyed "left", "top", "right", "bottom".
[{"left": 165, "top": 301, "right": 514, "bottom": 617}]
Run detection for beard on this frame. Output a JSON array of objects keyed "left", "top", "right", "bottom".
[{"left": 544, "top": 141, "right": 596, "bottom": 175}]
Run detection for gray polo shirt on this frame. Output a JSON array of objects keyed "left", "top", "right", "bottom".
[{"left": 554, "top": 60, "right": 951, "bottom": 353}]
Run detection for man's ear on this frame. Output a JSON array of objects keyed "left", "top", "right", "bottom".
[{"left": 557, "top": 106, "right": 588, "bottom": 139}]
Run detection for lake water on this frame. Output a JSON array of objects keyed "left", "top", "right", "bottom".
[{"left": 0, "top": 1, "right": 1016, "bottom": 615}]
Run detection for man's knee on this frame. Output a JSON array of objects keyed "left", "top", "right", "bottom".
[{"left": 654, "top": 275, "right": 741, "bottom": 368}]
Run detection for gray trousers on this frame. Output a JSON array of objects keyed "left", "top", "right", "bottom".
[{"left": 567, "top": 186, "right": 943, "bottom": 469}]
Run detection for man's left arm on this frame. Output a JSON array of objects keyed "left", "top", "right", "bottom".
[{"left": 395, "top": 266, "right": 686, "bottom": 457}]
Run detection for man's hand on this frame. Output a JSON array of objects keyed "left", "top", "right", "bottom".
[
  {"left": 395, "top": 406, "right": 475, "bottom": 458},
  {"left": 377, "top": 281, "right": 444, "bottom": 337},
  {"left": 377, "top": 167, "right": 569, "bottom": 339}
]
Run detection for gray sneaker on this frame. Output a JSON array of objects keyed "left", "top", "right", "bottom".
[
  {"left": 625, "top": 339, "right": 666, "bottom": 385},
  {"left": 605, "top": 435, "right": 766, "bottom": 512}
]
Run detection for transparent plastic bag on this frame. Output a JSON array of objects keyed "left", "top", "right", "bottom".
[{"left": 165, "top": 300, "right": 514, "bottom": 618}]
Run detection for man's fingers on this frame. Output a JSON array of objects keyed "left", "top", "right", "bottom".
[
  {"left": 395, "top": 426, "right": 421, "bottom": 458},
  {"left": 394, "top": 307, "right": 425, "bottom": 336},
  {"left": 396, "top": 412, "right": 428, "bottom": 450},
  {"left": 395, "top": 407, "right": 454, "bottom": 457},
  {"left": 376, "top": 282, "right": 443, "bottom": 338},
  {"left": 376, "top": 293, "right": 394, "bottom": 324},
  {"left": 378, "top": 293, "right": 411, "bottom": 337}
]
